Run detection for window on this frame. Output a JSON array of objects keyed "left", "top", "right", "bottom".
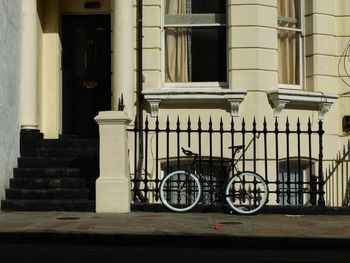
[
  {"left": 277, "top": 159, "right": 316, "bottom": 206},
  {"left": 163, "top": 0, "right": 227, "bottom": 83},
  {"left": 278, "top": 170, "right": 305, "bottom": 205},
  {"left": 277, "top": 0, "right": 304, "bottom": 87}
]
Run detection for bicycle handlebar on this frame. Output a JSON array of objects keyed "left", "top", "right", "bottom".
[{"left": 181, "top": 147, "right": 196, "bottom": 156}]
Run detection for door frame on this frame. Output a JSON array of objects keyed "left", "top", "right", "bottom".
[{"left": 61, "top": 14, "right": 111, "bottom": 138}]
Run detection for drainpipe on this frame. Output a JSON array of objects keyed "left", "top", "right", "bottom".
[
  {"left": 137, "top": 0, "right": 143, "bottom": 128},
  {"left": 136, "top": 0, "right": 145, "bottom": 202}
]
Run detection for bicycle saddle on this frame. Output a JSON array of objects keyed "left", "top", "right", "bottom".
[{"left": 228, "top": 145, "right": 244, "bottom": 150}]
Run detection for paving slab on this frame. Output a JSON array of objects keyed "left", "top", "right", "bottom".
[{"left": 0, "top": 211, "right": 350, "bottom": 248}]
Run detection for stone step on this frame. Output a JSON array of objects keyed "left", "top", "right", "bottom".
[
  {"left": 37, "top": 148, "right": 98, "bottom": 158},
  {"left": 10, "top": 178, "right": 86, "bottom": 189},
  {"left": 5, "top": 188, "right": 90, "bottom": 200},
  {"left": 40, "top": 139, "right": 99, "bottom": 149},
  {"left": 1, "top": 199, "right": 95, "bottom": 212},
  {"left": 18, "top": 157, "right": 75, "bottom": 168},
  {"left": 2, "top": 137, "right": 99, "bottom": 212},
  {"left": 13, "top": 168, "right": 80, "bottom": 178}
]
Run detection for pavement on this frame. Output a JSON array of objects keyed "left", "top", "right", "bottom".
[{"left": 0, "top": 210, "right": 350, "bottom": 249}]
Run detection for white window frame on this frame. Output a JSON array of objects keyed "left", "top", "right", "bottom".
[
  {"left": 277, "top": 0, "right": 305, "bottom": 90},
  {"left": 277, "top": 158, "right": 315, "bottom": 206},
  {"left": 161, "top": 0, "right": 228, "bottom": 89}
]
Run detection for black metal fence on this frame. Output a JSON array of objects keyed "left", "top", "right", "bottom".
[
  {"left": 324, "top": 141, "right": 350, "bottom": 207},
  {"left": 129, "top": 116, "right": 325, "bottom": 208}
]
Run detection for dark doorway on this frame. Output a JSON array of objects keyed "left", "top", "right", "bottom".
[{"left": 62, "top": 15, "right": 111, "bottom": 138}]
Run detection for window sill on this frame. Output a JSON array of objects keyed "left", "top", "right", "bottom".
[
  {"left": 142, "top": 86, "right": 247, "bottom": 117},
  {"left": 267, "top": 88, "right": 339, "bottom": 120},
  {"left": 163, "top": 82, "right": 228, "bottom": 89},
  {"left": 278, "top": 83, "right": 302, "bottom": 90}
]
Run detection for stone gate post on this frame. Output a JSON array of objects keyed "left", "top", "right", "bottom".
[{"left": 95, "top": 111, "right": 132, "bottom": 213}]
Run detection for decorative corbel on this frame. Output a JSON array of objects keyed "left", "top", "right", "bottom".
[
  {"left": 318, "top": 102, "right": 332, "bottom": 120},
  {"left": 227, "top": 99, "right": 241, "bottom": 117},
  {"left": 148, "top": 99, "right": 162, "bottom": 117},
  {"left": 271, "top": 99, "right": 289, "bottom": 118}
]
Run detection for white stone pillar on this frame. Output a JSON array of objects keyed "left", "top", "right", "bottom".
[
  {"left": 111, "top": 0, "right": 134, "bottom": 117},
  {"left": 20, "top": 0, "right": 38, "bottom": 129},
  {"left": 95, "top": 111, "right": 132, "bottom": 213},
  {"left": 227, "top": 0, "right": 278, "bottom": 91}
]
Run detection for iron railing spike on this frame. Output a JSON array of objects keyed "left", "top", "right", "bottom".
[{"left": 127, "top": 117, "right": 329, "bottom": 210}]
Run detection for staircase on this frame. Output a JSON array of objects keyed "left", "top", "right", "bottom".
[{"left": 1, "top": 137, "right": 98, "bottom": 212}]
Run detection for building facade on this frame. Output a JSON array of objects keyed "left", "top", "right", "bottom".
[
  {"left": 2, "top": 0, "right": 350, "bottom": 212},
  {"left": 0, "top": 0, "right": 22, "bottom": 202}
]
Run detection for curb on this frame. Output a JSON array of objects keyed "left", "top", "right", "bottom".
[{"left": 0, "top": 231, "right": 349, "bottom": 249}]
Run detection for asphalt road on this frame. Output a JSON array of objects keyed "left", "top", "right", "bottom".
[{"left": 0, "top": 242, "right": 349, "bottom": 263}]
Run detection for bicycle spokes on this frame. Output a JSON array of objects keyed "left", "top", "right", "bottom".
[
  {"left": 160, "top": 171, "right": 201, "bottom": 212},
  {"left": 225, "top": 172, "right": 268, "bottom": 215}
]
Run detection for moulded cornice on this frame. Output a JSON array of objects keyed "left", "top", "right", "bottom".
[
  {"left": 94, "top": 111, "right": 132, "bottom": 125},
  {"left": 142, "top": 88, "right": 247, "bottom": 117},
  {"left": 267, "top": 89, "right": 338, "bottom": 120}
]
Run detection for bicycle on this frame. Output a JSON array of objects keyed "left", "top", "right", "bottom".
[{"left": 159, "top": 138, "right": 269, "bottom": 215}]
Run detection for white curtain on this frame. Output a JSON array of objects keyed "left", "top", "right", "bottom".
[
  {"left": 165, "top": 0, "right": 189, "bottom": 82},
  {"left": 278, "top": 0, "right": 297, "bottom": 84}
]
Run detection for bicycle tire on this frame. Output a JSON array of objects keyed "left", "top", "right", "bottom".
[
  {"left": 159, "top": 170, "right": 201, "bottom": 212},
  {"left": 225, "top": 171, "right": 268, "bottom": 215}
]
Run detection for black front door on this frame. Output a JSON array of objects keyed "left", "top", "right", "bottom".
[{"left": 62, "top": 15, "right": 111, "bottom": 138}]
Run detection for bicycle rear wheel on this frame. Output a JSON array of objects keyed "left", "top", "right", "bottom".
[
  {"left": 225, "top": 171, "right": 268, "bottom": 215},
  {"left": 159, "top": 170, "right": 201, "bottom": 212}
]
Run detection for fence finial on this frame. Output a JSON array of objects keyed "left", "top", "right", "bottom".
[
  {"left": 130, "top": 117, "right": 325, "bottom": 210},
  {"left": 118, "top": 93, "right": 125, "bottom": 111}
]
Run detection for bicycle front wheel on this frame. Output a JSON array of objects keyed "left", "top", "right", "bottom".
[
  {"left": 159, "top": 170, "right": 201, "bottom": 212},
  {"left": 225, "top": 171, "right": 268, "bottom": 215}
]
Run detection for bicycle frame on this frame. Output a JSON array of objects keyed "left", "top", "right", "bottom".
[
  {"left": 190, "top": 167, "right": 224, "bottom": 211},
  {"left": 181, "top": 132, "right": 262, "bottom": 210}
]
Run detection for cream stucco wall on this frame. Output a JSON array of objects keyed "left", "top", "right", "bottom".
[
  {"left": 62, "top": 0, "right": 111, "bottom": 14},
  {"left": 37, "top": 0, "right": 127, "bottom": 138},
  {"left": 139, "top": 0, "right": 345, "bottom": 141},
  {"left": 142, "top": 0, "right": 162, "bottom": 91},
  {"left": 33, "top": 0, "right": 350, "bottom": 143},
  {"left": 135, "top": 0, "right": 350, "bottom": 206},
  {"left": 228, "top": 0, "right": 278, "bottom": 91},
  {"left": 37, "top": 0, "right": 62, "bottom": 139},
  {"left": 30, "top": 0, "right": 350, "bottom": 206},
  {"left": 0, "top": 0, "right": 22, "bottom": 203}
]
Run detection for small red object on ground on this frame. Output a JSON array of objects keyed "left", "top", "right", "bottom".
[{"left": 213, "top": 225, "right": 221, "bottom": 230}]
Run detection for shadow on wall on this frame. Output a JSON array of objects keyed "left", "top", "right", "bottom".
[
  {"left": 71, "top": 155, "right": 99, "bottom": 200},
  {"left": 0, "top": 0, "right": 22, "bottom": 203}
]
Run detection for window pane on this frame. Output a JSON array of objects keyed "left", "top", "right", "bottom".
[
  {"left": 191, "top": 0, "right": 226, "bottom": 14},
  {"left": 277, "top": 0, "right": 300, "bottom": 29},
  {"left": 165, "top": 27, "right": 189, "bottom": 82},
  {"left": 164, "top": 0, "right": 187, "bottom": 15},
  {"left": 278, "top": 29, "right": 300, "bottom": 84},
  {"left": 191, "top": 27, "right": 227, "bottom": 82},
  {"left": 164, "top": 0, "right": 226, "bottom": 15},
  {"left": 277, "top": 0, "right": 302, "bottom": 85},
  {"left": 165, "top": 27, "right": 226, "bottom": 82},
  {"left": 164, "top": 14, "right": 226, "bottom": 25},
  {"left": 278, "top": 171, "right": 301, "bottom": 205}
]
